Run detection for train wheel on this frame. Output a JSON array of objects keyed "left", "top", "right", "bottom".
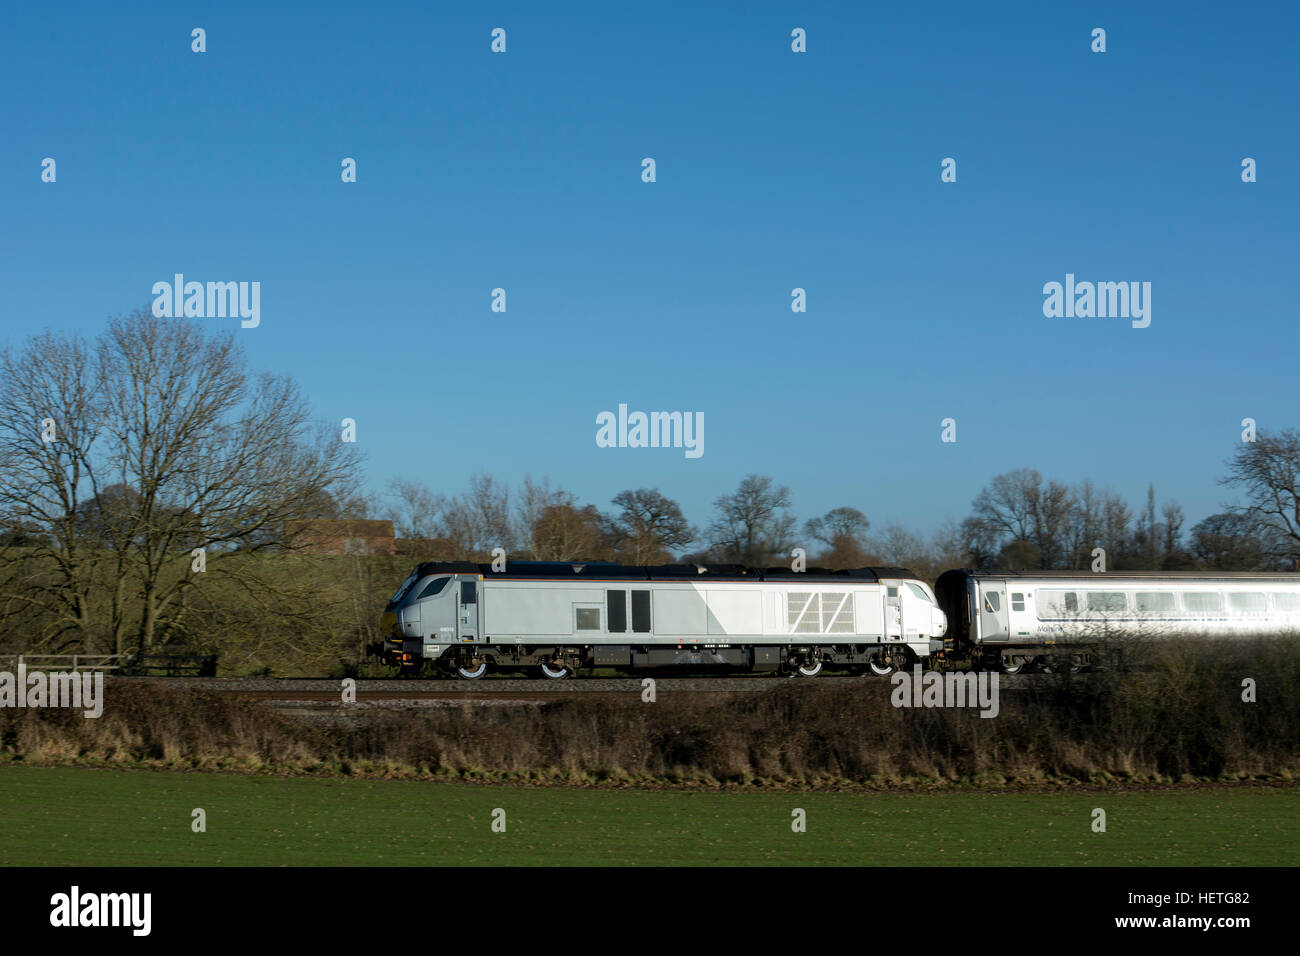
[
  {"left": 456, "top": 661, "right": 488, "bottom": 680},
  {"left": 795, "top": 660, "right": 823, "bottom": 678},
  {"left": 1001, "top": 657, "right": 1026, "bottom": 675},
  {"left": 868, "top": 658, "right": 893, "bottom": 676},
  {"left": 539, "top": 662, "right": 571, "bottom": 679}
]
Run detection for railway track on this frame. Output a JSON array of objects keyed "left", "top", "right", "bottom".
[
  {"left": 226, "top": 689, "right": 657, "bottom": 702},
  {"left": 123, "top": 674, "right": 1036, "bottom": 702},
  {"left": 128, "top": 676, "right": 840, "bottom": 700}
]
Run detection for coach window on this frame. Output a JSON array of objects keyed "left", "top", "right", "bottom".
[
  {"left": 1086, "top": 592, "right": 1128, "bottom": 614},
  {"left": 1183, "top": 592, "right": 1223, "bottom": 613},
  {"left": 575, "top": 606, "right": 602, "bottom": 631},
  {"left": 1010, "top": 592, "right": 1025, "bottom": 612},
  {"left": 418, "top": 577, "right": 449, "bottom": 599},
  {"left": 1229, "top": 592, "right": 1267, "bottom": 613},
  {"left": 460, "top": 581, "right": 477, "bottom": 604},
  {"left": 1036, "top": 591, "right": 1079, "bottom": 620},
  {"left": 607, "top": 590, "right": 628, "bottom": 632},
  {"left": 984, "top": 592, "right": 1000, "bottom": 612},
  {"left": 1135, "top": 592, "right": 1175, "bottom": 616},
  {"left": 1272, "top": 593, "right": 1300, "bottom": 612}
]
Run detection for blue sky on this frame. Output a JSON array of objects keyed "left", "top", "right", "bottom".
[{"left": 3, "top": 1, "right": 1297, "bottom": 540}]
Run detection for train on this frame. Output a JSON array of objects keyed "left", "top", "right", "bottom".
[
  {"left": 373, "top": 561, "right": 946, "bottom": 678},
  {"left": 935, "top": 569, "right": 1300, "bottom": 672},
  {"left": 371, "top": 561, "right": 1300, "bottom": 678}
]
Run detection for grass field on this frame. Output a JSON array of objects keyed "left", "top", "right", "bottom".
[{"left": 0, "top": 766, "right": 1294, "bottom": 865}]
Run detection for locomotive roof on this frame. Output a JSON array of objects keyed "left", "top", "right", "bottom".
[{"left": 411, "top": 560, "right": 919, "bottom": 583}]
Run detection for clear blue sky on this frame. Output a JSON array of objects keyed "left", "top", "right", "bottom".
[{"left": 3, "top": 1, "right": 1296, "bottom": 539}]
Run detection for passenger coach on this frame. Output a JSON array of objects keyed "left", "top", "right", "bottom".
[
  {"left": 374, "top": 561, "right": 947, "bottom": 679},
  {"left": 935, "top": 569, "right": 1300, "bottom": 672}
]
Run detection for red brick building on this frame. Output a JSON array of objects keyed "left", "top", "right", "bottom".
[{"left": 286, "top": 519, "right": 397, "bottom": 555}]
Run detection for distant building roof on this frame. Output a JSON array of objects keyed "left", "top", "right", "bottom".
[
  {"left": 287, "top": 519, "right": 394, "bottom": 537},
  {"left": 286, "top": 519, "right": 396, "bottom": 555}
]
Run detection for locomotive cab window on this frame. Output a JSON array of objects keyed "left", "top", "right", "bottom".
[
  {"left": 418, "top": 577, "right": 449, "bottom": 599},
  {"left": 907, "top": 583, "right": 933, "bottom": 603},
  {"left": 388, "top": 571, "right": 420, "bottom": 608}
]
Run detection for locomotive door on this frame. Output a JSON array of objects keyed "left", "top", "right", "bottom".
[
  {"left": 458, "top": 578, "right": 479, "bottom": 643},
  {"left": 978, "top": 583, "right": 1009, "bottom": 642},
  {"left": 885, "top": 586, "right": 903, "bottom": 641}
]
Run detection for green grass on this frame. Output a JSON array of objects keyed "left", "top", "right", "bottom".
[{"left": 0, "top": 767, "right": 1295, "bottom": 865}]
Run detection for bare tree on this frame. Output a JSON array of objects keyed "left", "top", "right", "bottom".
[
  {"left": 386, "top": 477, "right": 446, "bottom": 541},
  {"left": 1161, "top": 500, "right": 1189, "bottom": 568},
  {"left": 1066, "top": 479, "right": 1104, "bottom": 569},
  {"left": 804, "top": 506, "right": 869, "bottom": 551},
  {"left": 1222, "top": 429, "right": 1300, "bottom": 568},
  {"left": 707, "top": 474, "right": 795, "bottom": 566},
  {"left": 608, "top": 488, "right": 694, "bottom": 563},
  {"left": 967, "top": 469, "right": 1070, "bottom": 569},
  {"left": 959, "top": 513, "right": 1001, "bottom": 570},
  {"left": 515, "top": 475, "right": 572, "bottom": 560},
  {"left": 870, "top": 524, "right": 929, "bottom": 568},
  {"left": 0, "top": 330, "right": 111, "bottom": 649},
  {"left": 529, "top": 503, "right": 611, "bottom": 561},
  {"left": 0, "top": 310, "right": 362, "bottom": 654},
  {"left": 1100, "top": 491, "right": 1133, "bottom": 569},
  {"left": 1029, "top": 479, "right": 1073, "bottom": 569},
  {"left": 1189, "top": 512, "right": 1277, "bottom": 570},
  {"left": 1143, "top": 483, "right": 1159, "bottom": 568},
  {"left": 928, "top": 518, "right": 972, "bottom": 575},
  {"left": 441, "top": 473, "right": 514, "bottom": 559},
  {"left": 970, "top": 469, "right": 1037, "bottom": 545}
]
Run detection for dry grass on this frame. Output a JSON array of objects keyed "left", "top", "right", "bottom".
[{"left": 2, "top": 640, "right": 1296, "bottom": 789}]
